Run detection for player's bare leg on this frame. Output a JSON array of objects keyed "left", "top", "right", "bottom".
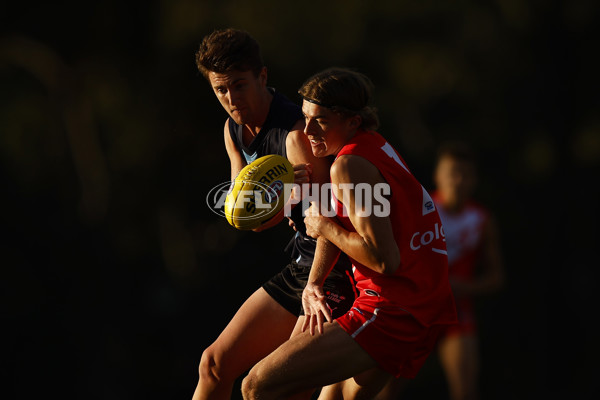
[
  {"left": 438, "top": 333, "right": 480, "bottom": 400},
  {"left": 318, "top": 368, "right": 396, "bottom": 400},
  {"left": 192, "top": 287, "right": 298, "bottom": 400},
  {"left": 371, "top": 376, "right": 410, "bottom": 400},
  {"left": 289, "top": 315, "right": 307, "bottom": 338},
  {"left": 275, "top": 316, "right": 322, "bottom": 400},
  {"left": 241, "top": 321, "right": 384, "bottom": 400}
]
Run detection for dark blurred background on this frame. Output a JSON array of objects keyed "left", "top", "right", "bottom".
[{"left": 1, "top": 0, "right": 599, "bottom": 399}]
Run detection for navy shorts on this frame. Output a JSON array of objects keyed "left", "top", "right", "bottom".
[{"left": 262, "top": 261, "right": 357, "bottom": 319}]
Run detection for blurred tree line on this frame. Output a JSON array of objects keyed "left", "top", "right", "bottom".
[{"left": 1, "top": 0, "right": 598, "bottom": 399}]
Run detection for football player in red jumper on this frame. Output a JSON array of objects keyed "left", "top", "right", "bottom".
[
  {"left": 241, "top": 68, "right": 458, "bottom": 400},
  {"left": 432, "top": 143, "right": 505, "bottom": 400}
]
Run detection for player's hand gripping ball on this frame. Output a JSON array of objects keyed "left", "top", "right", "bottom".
[{"left": 225, "top": 154, "right": 294, "bottom": 230}]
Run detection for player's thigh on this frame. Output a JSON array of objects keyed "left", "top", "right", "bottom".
[
  {"left": 207, "top": 287, "right": 298, "bottom": 368},
  {"left": 249, "top": 321, "right": 378, "bottom": 395},
  {"left": 289, "top": 315, "right": 307, "bottom": 338}
]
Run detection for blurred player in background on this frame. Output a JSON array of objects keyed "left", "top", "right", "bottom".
[
  {"left": 241, "top": 67, "right": 457, "bottom": 400},
  {"left": 376, "top": 142, "right": 505, "bottom": 400},
  {"left": 191, "top": 29, "right": 355, "bottom": 400},
  {"left": 432, "top": 142, "right": 505, "bottom": 400}
]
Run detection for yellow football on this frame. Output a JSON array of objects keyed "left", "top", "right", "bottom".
[{"left": 224, "top": 154, "right": 294, "bottom": 230}]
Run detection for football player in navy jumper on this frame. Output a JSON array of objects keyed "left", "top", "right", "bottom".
[{"left": 191, "top": 29, "right": 355, "bottom": 400}]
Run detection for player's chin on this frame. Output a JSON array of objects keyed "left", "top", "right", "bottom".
[
  {"left": 230, "top": 116, "right": 245, "bottom": 125},
  {"left": 310, "top": 145, "right": 328, "bottom": 158},
  {"left": 229, "top": 111, "right": 246, "bottom": 125}
]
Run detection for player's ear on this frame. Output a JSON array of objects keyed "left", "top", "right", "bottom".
[
  {"left": 259, "top": 67, "right": 268, "bottom": 86},
  {"left": 348, "top": 114, "right": 362, "bottom": 129}
]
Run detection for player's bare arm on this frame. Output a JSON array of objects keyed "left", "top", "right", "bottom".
[
  {"left": 480, "top": 216, "right": 505, "bottom": 292},
  {"left": 286, "top": 125, "right": 347, "bottom": 334},
  {"left": 452, "top": 216, "right": 505, "bottom": 297},
  {"left": 301, "top": 237, "right": 341, "bottom": 335},
  {"left": 252, "top": 123, "right": 317, "bottom": 232},
  {"left": 305, "top": 155, "right": 401, "bottom": 275},
  {"left": 285, "top": 127, "right": 341, "bottom": 263},
  {"left": 286, "top": 120, "right": 332, "bottom": 185},
  {"left": 224, "top": 119, "right": 246, "bottom": 181},
  {"left": 224, "top": 118, "right": 290, "bottom": 233}
]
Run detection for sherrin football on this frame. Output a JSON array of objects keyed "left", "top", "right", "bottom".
[{"left": 224, "top": 154, "right": 294, "bottom": 230}]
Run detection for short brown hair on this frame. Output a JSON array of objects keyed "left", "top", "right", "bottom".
[
  {"left": 298, "top": 67, "right": 379, "bottom": 131},
  {"left": 195, "top": 28, "right": 264, "bottom": 79}
]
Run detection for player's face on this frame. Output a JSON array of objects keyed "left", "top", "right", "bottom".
[
  {"left": 434, "top": 156, "right": 476, "bottom": 208},
  {"left": 302, "top": 101, "right": 358, "bottom": 158},
  {"left": 208, "top": 68, "right": 267, "bottom": 126}
]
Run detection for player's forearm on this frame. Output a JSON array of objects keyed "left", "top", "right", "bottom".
[{"left": 308, "top": 237, "right": 341, "bottom": 286}]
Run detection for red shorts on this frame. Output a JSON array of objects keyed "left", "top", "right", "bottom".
[{"left": 336, "top": 302, "right": 445, "bottom": 379}]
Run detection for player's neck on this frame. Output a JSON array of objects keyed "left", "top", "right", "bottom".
[
  {"left": 436, "top": 191, "right": 463, "bottom": 213},
  {"left": 441, "top": 197, "right": 466, "bottom": 214},
  {"left": 244, "top": 89, "right": 274, "bottom": 138},
  {"left": 332, "top": 128, "right": 359, "bottom": 156}
]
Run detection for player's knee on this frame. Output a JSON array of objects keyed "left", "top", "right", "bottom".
[
  {"left": 240, "top": 373, "right": 257, "bottom": 399},
  {"left": 241, "top": 368, "right": 268, "bottom": 400}
]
